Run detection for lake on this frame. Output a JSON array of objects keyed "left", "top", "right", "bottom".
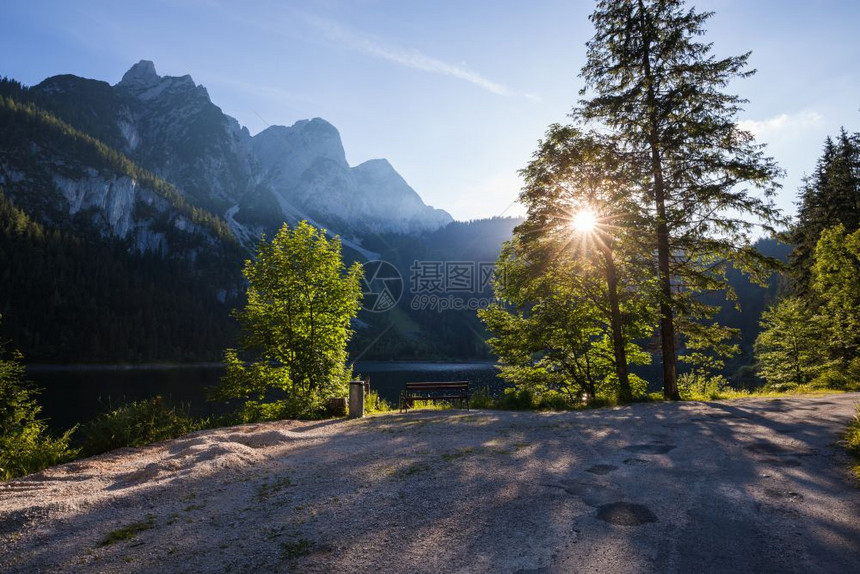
[{"left": 26, "top": 362, "right": 503, "bottom": 433}]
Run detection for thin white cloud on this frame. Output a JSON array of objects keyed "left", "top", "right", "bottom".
[
  {"left": 305, "top": 14, "right": 528, "bottom": 98},
  {"left": 739, "top": 111, "right": 823, "bottom": 138}
]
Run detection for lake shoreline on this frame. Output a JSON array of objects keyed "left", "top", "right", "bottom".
[
  {"left": 25, "top": 363, "right": 225, "bottom": 373},
  {"left": 27, "top": 362, "right": 504, "bottom": 433},
  {"left": 25, "top": 360, "right": 498, "bottom": 373}
]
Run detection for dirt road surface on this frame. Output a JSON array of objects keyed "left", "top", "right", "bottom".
[{"left": 2, "top": 393, "right": 859, "bottom": 573}]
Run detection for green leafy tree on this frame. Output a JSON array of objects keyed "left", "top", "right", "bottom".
[
  {"left": 480, "top": 238, "right": 652, "bottom": 404},
  {"left": 512, "top": 125, "right": 655, "bottom": 402},
  {"left": 578, "top": 0, "right": 784, "bottom": 399},
  {"left": 215, "top": 222, "right": 363, "bottom": 419},
  {"left": 812, "top": 225, "right": 860, "bottom": 366},
  {"left": 754, "top": 297, "right": 828, "bottom": 389},
  {"left": 480, "top": 128, "right": 654, "bottom": 403},
  {"left": 0, "top": 322, "right": 76, "bottom": 480}
]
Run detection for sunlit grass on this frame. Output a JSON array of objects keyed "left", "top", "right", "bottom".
[
  {"left": 364, "top": 390, "right": 394, "bottom": 413},
  {"left": 405, "top": 399, "right": 457, "bottom": 411}
]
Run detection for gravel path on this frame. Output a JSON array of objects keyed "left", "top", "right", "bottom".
[{"left": 1, "top": 393, "right": 859, "bottom": 573}]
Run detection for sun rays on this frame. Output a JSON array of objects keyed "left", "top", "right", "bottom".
[{"left": 572, "top": 209, "right": 598, "bottom": 234}]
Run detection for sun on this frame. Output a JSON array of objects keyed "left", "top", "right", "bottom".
[{"left": 571, "top": 209, "right": 598, "bottom": 234}]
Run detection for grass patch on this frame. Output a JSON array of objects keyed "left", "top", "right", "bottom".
[
  {"left": 681, "top": 384, "right": 848, "bottom": 402},
  {"left": 441, "top": 447, "right": 475, "bottom": 462},
  {"left": 365, "top": 390, "right": 394, "bottom": 414},
  {"left": 408, "top": 399, "right": 457, "bottom": 411},
  {"left": 845, "top": 406, "right": 860, "bottom": 480},
  {"left": 468, "top": 387, "right": 620, "bottom": 411},
  {"left": 392, "top": 462, "right": 431, "bottom": 479},
  {"left": 281, "top": 538, "right": 315, "bottom": 560},
  {"left": 257, "top": 475, "right": 294, "bottom": 499},
  {"left": 100, "top": 517, "right": 155, "bottom": 546}
]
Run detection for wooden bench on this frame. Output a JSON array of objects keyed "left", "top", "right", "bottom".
[{"left": 399, "top": 381, "right": 470, "bottom": 413}]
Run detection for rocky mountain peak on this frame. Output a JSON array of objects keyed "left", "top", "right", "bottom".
[
  {"left": 116, "top": 61, "right": 203, "bottom": 103},
  {"left": 252, "top": 118, "right": 349, "bottom": 177},
  {"left": 354, "top": 158, "right": 395, "bottom": 175},
  {"left": 117, "top": 60, "right": 160, "bottom": 90},
  {"left": 15, "top": 60, "right": 454, "bottom": 241}
]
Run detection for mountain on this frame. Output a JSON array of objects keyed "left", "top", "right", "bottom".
[
  {"left": 0, "top": 63, "right": 475, "bottom": 363},
  {"left": 0, "top": 63, "right": 789, "bottom": 368},
  {"left": 21, "top": 60, "right": 452, "bottom": 247},
  {"left": 0, "top": 79, "right": 235, "bottom": 257}
]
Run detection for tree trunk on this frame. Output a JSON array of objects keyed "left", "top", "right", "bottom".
[
  {"left": 601, "top": 243, "right": 633, "bottom": 403},
  {"left": 638, "top": 0, "right": 680, "bottom": 400},
  {"left": 656, "top": 219, "right": 679, "bottom": 400}
]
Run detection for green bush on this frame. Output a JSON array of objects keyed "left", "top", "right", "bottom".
[
  {"left": 809, "top": 369, "right": 846, "bottom": 390},
  {"left": 468, "top": 388, "right": 495, "bottom": 409},
  {"left": 365, "top": 390, "right": 393, "bottom": 414},
  {"left": 846, "top": 407, "right": 860, "bottom": 479},
  {"left": 535, "top": 390, "right": 573, "bottom": 410},
  {"left": 765, "top": 382, "right": 800, "bottom": 393},
  {"left": 80, "top": 396, "right": 196, "bottom": 457},
  {"left": 495, "top": 388, "right": 535, "bottom": 410},
  {"left": 806, "top": 358, "right": 860, "bottom": 392},
  {"left": 678, "top": 373, "right": 730, "bottom": 400},
  {"left": 1, "top": 344, "right": 76, "bottom": 480},
  {"left": 232, "top": 398, "right": 299, "bottom": 424},
  {"left": 468, "top": 387, "right": 588, "bottom": 411}
]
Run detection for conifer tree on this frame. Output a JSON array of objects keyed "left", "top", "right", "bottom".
[
  {"left": 754, "top": 297, "right": 828, "bottom": 388},
  {"left": 812, "top": 224, "right": 860, "bottom": 366},
  {"left": 577, "top": 0, "right": 784, "bottom": 398},
  {"left": 791, "top": 129, "right": 860, "bottom": 294}
]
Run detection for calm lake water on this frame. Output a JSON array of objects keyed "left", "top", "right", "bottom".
[{"left": 27, "top": 362, "right": 503, "bottom": 433}]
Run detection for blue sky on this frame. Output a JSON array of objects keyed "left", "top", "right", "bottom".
[{"left": 2, "top": 0, "right": 859, "bottom": 224}]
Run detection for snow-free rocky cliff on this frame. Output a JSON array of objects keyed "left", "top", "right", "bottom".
[{"left": 13, "top": 60, "right": 452, "bottom": 252}]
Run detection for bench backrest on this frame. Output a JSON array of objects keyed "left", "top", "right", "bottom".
[{"left": 405, "top": 381, "right": 469, "bottom": 392}]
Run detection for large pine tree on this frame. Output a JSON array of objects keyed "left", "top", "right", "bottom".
[{"left": 577, "top": 0, "right": 784, "bottom": 399}]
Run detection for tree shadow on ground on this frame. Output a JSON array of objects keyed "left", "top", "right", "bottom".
[{"left": 2, "top": 394, "right": 860, "bottom": 573}]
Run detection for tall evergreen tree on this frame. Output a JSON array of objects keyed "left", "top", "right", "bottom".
[
  {"left": 812, "top": 224, "right": 860, "bottom": 366},
  {"left": 578, "top": 0, "right": 784, "bottom": 399},
  {"left": 754, "top": 296, "right": 828, "bottom": 388},
  {"left": 791, "top": 129, "right": 860, "bottom": 294}
]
